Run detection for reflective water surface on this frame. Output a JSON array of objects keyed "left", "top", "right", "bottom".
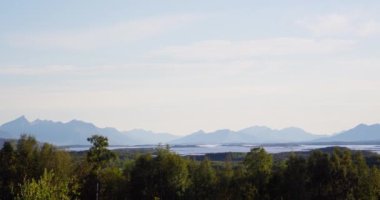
[{"left": 66, "top": 144, "right": 380, "bottom": 155}]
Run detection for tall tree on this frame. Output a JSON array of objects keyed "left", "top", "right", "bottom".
[
  {"left": 129, "top": 154, "right": 155, "bottom": 199},
  {"left": 130, "top": 147, "right": 189, "bottom": 200},
  {"left": 16, "top": 135, "right": 39, "bottom": 182},
  {"left": 187, "top": 158, "right": 216, "bottom": 200},
  {"left": 86, "top": 135, "right": 116, "bottom": 171},
  {"left": 38, "top": 143, "right": 72, "bottom": 180},
  {"left": 82, "top": 135, "right": 116, "bottom": 200},
  {"left": 243, "top": 147, "right": 273, "bottom": 199},
  {"left": 282, "top": 154, "right": 308, "bottom": 200},
  {"left": 215, "top": 155, "right": 234, "bottom": 200},
  {"left": 0, "top": 142, "right": 17, "bottom": 200}
]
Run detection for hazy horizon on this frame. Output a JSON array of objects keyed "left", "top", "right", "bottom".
[
  {"left": 1, "top": 1, "right": 380, "bottom": 136},
  {"left": 2, "top": 115, "right": 378, "bottom": 137}
]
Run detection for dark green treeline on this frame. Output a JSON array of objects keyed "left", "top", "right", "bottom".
[{"left": 1, "top": 135, "right": 380, "bottom": 200}]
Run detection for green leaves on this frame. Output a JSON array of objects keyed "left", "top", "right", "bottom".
[
  {"left": 244, "top": 147, "right": 273, "bottom": 178},
  {"left": 16, "top": 170, "right": 70, "bottom": 200},
  {"left": 4, "top": 135, "right": 380, "bottom": 200},
  {"left": 86, "top": 135, "right": 116, "bottom": 171},
  {"left": 130, "top": 148, "right": 189, "bottom": 200}
]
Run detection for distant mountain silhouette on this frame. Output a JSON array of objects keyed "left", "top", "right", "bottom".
[
  {"left": 175, "top": 124, "right": 380, "bottom": 144},
  {"left": 1, "top": 116, "right": 379, "bottom": 145},
  {"left": 316, "top": 124, "right": 380, "bottom": 142},
  {"left": 123, "top": 129, "right": 177, "bottom": 145},
  {"left": 170, "top": 129, "right": 243, "bottom": 144},
  {"left": 171, "top": 126, "right": 320, "bottom": 144},
  {"left": 0, "top": 116, "right": 178, "bottom": 145},
  {"left": 239, "top": 126, "right": 319, "bottom": 143}
]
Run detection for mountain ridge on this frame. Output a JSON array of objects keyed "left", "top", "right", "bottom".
[
  {"left": 0, "top": 116, "right": 379, "bottom": 145},
  {"left": 0, "top": 116, "right": 178, "bottom": 145},
  {"left": 315, "top": 123, "right": 380, "bottom": 142},
  {"left": 171, "top": 126, "right": 320, "bottom": 144}
]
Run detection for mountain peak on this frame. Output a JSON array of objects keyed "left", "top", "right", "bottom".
[
  {"left": 31, "top": 119, "right": 44, "bottom": 125},
  {"left": 67, "top": 119, "right": 95, "bottom": 127},
  {"left": 15, "top": 115, "right": 29, "bottom": 123},
  {"left": 281, "top": 127, "right": 306, "bottom": 132},
  {"left": 3, "top": 115, "right": 30, "bottom": 127},
  {"left": 317, "top": 123, "right": 380, "bottom": 142},
  {"left": 190, "top": 130, "right": 206, "bottom": 135},
  {"left": 0, "top": 115, "right": 31, "bottom": 136},
  {"left": 349, "top": 123, "right": 380, "bottom": 132},
  {"left": 31, "top": 118, "right": 57, "bottom": 125},
  {"left": 68, "top": 119, "right": 84, "bottom": 124},
  {"left": 354, "top": 123, "right": 368, "bottom": 128}
]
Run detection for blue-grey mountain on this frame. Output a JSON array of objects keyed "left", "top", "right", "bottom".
[
  {"left": 170, "top": 126, "right": 320, "bottom": 144},
  {"left": 316, "top": 124, "right": 380, "bottom": 142},
  {"left": 1, "top": 116, "right": 379, "bottom": 145},
  {"left": 0, "top": 116, "right": 178, "bottom": 145}
]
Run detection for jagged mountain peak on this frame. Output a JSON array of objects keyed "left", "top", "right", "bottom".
[
  {"left": 1, "top": 116, "right": 379, "bottom": 145},
  {"left": 353, "top": 123, "right": 380, "bottom": 129},
  {"left": 316, "top": 123, "right": 380, "bottom": 142},
  {"left": 0, "top": 116, "right": 178, "bottom": 145},
  {"left": 1, "top": 115, "right": 30, "bottom": 128},
  {"left": 11, "top": 115, "right": 29, "bottom": 124},
  {"left": 15, "top": 115, "right": 28, "bottom": 121}
]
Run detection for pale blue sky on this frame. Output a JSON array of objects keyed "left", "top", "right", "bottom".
[{"left": 1, "top": 1, "right": 380, "bottom": 135}]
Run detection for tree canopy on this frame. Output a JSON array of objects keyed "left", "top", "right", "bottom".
[{"left": 2, "top": 135, "right": 380, "bottom": 200}]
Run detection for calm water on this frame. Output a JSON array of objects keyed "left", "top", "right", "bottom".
[
  {"left": 171, "top": 144, "right": 380, "bottom": 155},
  {"left": 66, "top": 144, "right": 380, "bottom": 155}
]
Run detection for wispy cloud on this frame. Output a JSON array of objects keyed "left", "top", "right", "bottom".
[
  {"left": 0, "top": 65, "right": 78, "bottom": 75},
  {"left": 297, "top": 14, "right": 380, "bottom": 37},
  {"left": 357, "top": 20, "right": 380, "bottom": 37},
  {"left": 151, "top": 38, "right": 355, "bottom": 61},
  {"left": 5, "top": 14, "right": 202, "bottom": 50}
]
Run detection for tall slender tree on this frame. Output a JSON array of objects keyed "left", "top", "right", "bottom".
[{"left": 84, "top": 135, "right": 116, "bottom": 200}]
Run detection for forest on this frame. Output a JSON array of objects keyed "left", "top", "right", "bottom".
[{"left": 1, "top": 135, "right": 380, "bottom": 200}]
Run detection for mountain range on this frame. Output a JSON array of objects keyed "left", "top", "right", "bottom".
[
  {"left": 170, "top": 126, "right": 320, "bottom": 144},
  {"left": 0, "top": 116, "right": 379, "bottom": 145},
  {"left": 316, "top": 124, "right": 380, "bottom": 142},
  {"left": 0, "top": 116, "right": 177, "bottom": 145}
]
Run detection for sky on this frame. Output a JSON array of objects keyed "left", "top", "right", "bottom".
[{"left": 1, "top": 0, "right": 380, "bottom": 135}]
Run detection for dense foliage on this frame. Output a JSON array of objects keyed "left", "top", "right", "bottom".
[{"left": 1, "top": 135, "right": 380, "bottom": 200}]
